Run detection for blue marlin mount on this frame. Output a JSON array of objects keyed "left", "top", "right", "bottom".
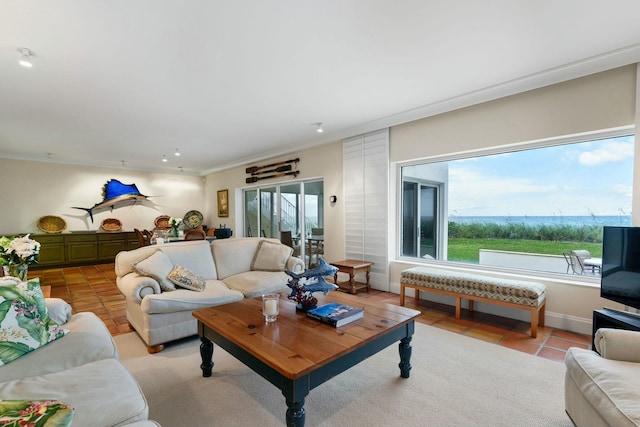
[
  {"left": 285, "top": 258, "right": 338, "bottom": 311},
  {"left": 72, "top": 179, "right": 150, "bottom": 223}
]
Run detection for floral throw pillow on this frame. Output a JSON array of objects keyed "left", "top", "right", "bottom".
[
  {"left": 167, "top": 265, "right": 205, "bottom": 292},
  {"left": 0, "top": 279, "right": 69, "bottom": 366},
  {"left": 0, "top": 400, "right": 74, "bottom": 426}
]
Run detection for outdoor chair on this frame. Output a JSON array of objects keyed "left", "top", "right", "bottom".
[{"left": 280, "top": 230, "right": 301, "bottom": 257}]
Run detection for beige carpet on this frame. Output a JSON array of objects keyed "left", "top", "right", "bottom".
[{"left": 116, "top": 323, "right": 573, "bottom": 427}]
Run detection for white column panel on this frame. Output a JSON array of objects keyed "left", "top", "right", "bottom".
[{"left": 343, "top": 129, "right": 389, "bottom": 290}]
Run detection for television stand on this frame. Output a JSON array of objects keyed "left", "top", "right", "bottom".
[{"left": 592, "top": 308, "right": 640, "bottom": 353}]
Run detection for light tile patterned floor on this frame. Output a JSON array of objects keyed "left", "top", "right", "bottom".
[{"left": 29, "top": 263, "right": 592, "bottom": 362}]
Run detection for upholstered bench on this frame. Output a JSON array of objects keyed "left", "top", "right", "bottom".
[{"left": 400, "top": 267, "right": 547, "bottom": 337}]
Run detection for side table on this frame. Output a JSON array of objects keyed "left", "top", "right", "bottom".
[{"left": 330, "top": 259, "right": 374, "bottom": 294}]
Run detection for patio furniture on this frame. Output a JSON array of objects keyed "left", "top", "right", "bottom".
[
  {"left": 280, "top": 230, "right": 300, "bottom": 257},
  {"left": 568, "top": 250, "right": 601, "bottom": 274}
]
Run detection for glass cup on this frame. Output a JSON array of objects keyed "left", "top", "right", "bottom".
[{"left": 262, "top": 294, "right": 279, "bottom": 323}]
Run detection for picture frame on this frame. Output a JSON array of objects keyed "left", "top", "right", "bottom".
[{"left": 217, "top": 189, "right": 229, "bottom": 217}]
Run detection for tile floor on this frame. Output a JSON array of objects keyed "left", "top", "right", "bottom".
[{"left": 30, "top": 263, "right": 592, "bottom": 363}]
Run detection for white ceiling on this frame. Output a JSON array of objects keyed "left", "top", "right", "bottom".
[{"left": 2, "top": 1, "right": 640, "bottom": 176}]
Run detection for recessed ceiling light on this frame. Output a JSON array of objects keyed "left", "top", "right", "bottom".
[
  {"left": 18, "top": 47, "right": 33, "bottom": 68},
  {"left": 162, "top": 155, "right": 168, "bottom": 163},
  {"left": 316, "top": 122, "right": 324, "bottom": 133},
  {"left": 174, "top": 148, "right": 181, "bottom": 156}
]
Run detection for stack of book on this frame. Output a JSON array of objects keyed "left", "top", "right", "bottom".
[{"left": 306, "top": 302, "right": 364, "bottom": 327}]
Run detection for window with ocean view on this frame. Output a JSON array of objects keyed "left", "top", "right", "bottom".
[{"left": 399, "top": 132, "right": 634, "bottom": 276}]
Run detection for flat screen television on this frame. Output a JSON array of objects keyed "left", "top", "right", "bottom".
[{"left": 601, "top": 226, "right": 640, "bottom": 311}]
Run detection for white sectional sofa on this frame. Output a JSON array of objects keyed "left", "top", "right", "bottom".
[
  {"left": 565, "top": 328, "right": 640, "bottom": 427},
  {"left": 0, "top": 288, "right": 158, "bottom": 427},
  {"left": 115, "top": 238, "right": 305, "bottom": 352}
]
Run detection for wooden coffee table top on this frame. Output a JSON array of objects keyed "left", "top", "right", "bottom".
[{"left": 192, "top": 290, "right": 419, "bottom": 380}]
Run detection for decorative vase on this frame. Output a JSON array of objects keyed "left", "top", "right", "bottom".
[
  {"left": 3, "top": 263, "right": 28, "bottom": 281},
  {"left": 171, "top": 226, "right": 180, "bottom": 238}
]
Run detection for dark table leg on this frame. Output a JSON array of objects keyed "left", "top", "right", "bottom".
[
  {"left": 398, "top": 335, "right": 412, "bottom": 378},
  {"left": 200, "top": 335, "right": 214, "bottom": 377},
  {"left": 285, "top": 398, "right": 305, "bottom": 427}
]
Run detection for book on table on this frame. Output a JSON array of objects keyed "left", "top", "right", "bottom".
[{"left": 306, "top": 302, "right": 364, "bottom": 327}]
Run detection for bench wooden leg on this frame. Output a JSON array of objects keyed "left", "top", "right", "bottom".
[
  {"left": 400, "top": 284, "right": 406, "bottom": 306},
  {"left": 468, "top": 299, "right": 474, "bottom": 313},
  {"left": 530, "top": 308, "right": 538, "bottom": 338},
  {"left": 455, "top": 297, "right": 461, "bottom": 319},
  {"left": 415, "top": 288, "right": 419, "bottom": 301},
  {"left": 540, "top": 304, "right": 546, "bottom": 327}
]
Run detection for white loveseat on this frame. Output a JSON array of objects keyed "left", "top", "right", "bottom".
[
  {"left": 564, "top": 328, "right": 640, "bottom": 427},
  {"left": 0, "top": 282, "right": 158, "bottom": 426},
  {"left": 115, "top": 238, "right": 305, "bottom": 352}
]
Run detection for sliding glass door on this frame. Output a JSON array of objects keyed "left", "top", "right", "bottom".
[{"left": 243, "top": 179, "right": 324, "bottom": 264}]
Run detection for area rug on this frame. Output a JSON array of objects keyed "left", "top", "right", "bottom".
[{"left": 116, "top": 323, "right": 573, "bottom": 427}]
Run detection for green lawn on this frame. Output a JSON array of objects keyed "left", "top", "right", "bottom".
[{"left": 447, "top": 238, "right": 602, "bottom": 263}]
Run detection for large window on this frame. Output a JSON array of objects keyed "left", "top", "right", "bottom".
[{"left": 399, "top": 132, "right": 635, "bottom": 276}]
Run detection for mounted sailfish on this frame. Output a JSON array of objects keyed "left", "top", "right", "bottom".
[{"left": 72, "top": 179, "right": 150, "bottom": 223}]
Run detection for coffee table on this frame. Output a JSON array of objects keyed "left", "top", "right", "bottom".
[{"left": 193, "top": 291, "right": 420, "bottom": 427}]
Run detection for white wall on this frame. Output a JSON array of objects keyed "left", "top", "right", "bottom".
[
  {"left": 0, "top": 159, "right": 206, "bottom": 235},
  {"left": 204, "top": 141, "right": 345, "bottom": 261}
]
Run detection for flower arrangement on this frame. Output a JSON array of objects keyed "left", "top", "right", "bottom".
[
  {"left": 0, "top": 234, "right": 41, "bottom": 266},
  {"left": 169, "top": 217, "right": 182, "bottom": 238}
]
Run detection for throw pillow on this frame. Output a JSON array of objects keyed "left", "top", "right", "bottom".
[
  {"left": 251, "top": 240, "right": 293, "bottom": 272},
  {"left": 0, "top": 279, "right": 69, "bottom": 366},
  {"left": 167, "top": 265, "right": 206, "bottom": 292},
  {"left": 132, "top": 250, "right": 176, "bottom": 291},
  {"left": 0, "top": 400, "right": 74, "bottom": 426}
]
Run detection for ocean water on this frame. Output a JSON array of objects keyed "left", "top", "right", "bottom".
[{"left": 449, "top": 215, "right": 632, "bottom": 227}]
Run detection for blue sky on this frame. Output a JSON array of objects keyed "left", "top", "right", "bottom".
[{"left": 448, "top": 135, "right": 634, "bottom": 217}]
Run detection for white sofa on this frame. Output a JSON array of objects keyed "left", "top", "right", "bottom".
[
  {"left": 0, "top": 296, "right": 158, "bottom": 427},
  {"left": 564, "top": 328, "right": 640, "bottom": 427},
  {"left": 115, "top": 238, "right": 305, "bottom": 352}
]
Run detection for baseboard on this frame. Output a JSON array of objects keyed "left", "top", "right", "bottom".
[{"left": 390, "top": 282, "right": 593, "bottom": 336}]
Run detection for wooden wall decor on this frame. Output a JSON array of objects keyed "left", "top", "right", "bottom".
[{"left": 245, "top": 157, "right": 300, "bottom": 184}]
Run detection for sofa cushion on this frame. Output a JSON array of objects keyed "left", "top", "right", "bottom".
[
  {"left": 565, "top": 347, "right": 640, "bottom": 426},
  {"left": 140, "top": 280, "right": 244, "bottom": 314},
  {"left": 0, "top": 279, "right": 69, "bottom": 366},
  {"left": 251, "top": 240, "right": 293, "bottom": 272},
  {"left": 212, "top": 238, "right": 264, "bottom": 279},
  {"left": 133, "top": 250, "right": 176, "bottom": 291},
  {"left": 115, "top": 245, "right": 160, "bottom": 278},
  {"left": 168, "top": 265, "right": 205, "bottom": 292},
  {"left": 222, "top": 271, "right": 290, "bottom": 299},
  {"left": 156, "top": 241, "right": 217, "bottom": 280},
  {"left": 0, "top": 358, "right": 149, "bottom": 427},
  {"left": 0, "top": 312, "right": 119, "bottom": 383}
]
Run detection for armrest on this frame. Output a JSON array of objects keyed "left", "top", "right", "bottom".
[
  {"left": 116, "top": 273, "right": 162, "bottom": 303},
  {"left": 594, "top": 328, "right": 640, "bottom": 363},
  {"left": 45, "top": 297, "right": 72, "bottom": 325},
  {"left": 286, "top": 257, "right": 305, "bottom": 273}
]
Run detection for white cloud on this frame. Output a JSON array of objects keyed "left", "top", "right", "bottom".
[
  {"left": 578, "top": 141, "right": 633, "bottom": 166},
  {"left": 612, "top": 183, "right": 632, "bottom": 197}
]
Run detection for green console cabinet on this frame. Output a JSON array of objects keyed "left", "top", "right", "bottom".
[
  {"left": 35, "top": 235, "right": 66, "bottom": 266},
  {"left": 30, "top": 231, "right": 139, "bottom": 268}
]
